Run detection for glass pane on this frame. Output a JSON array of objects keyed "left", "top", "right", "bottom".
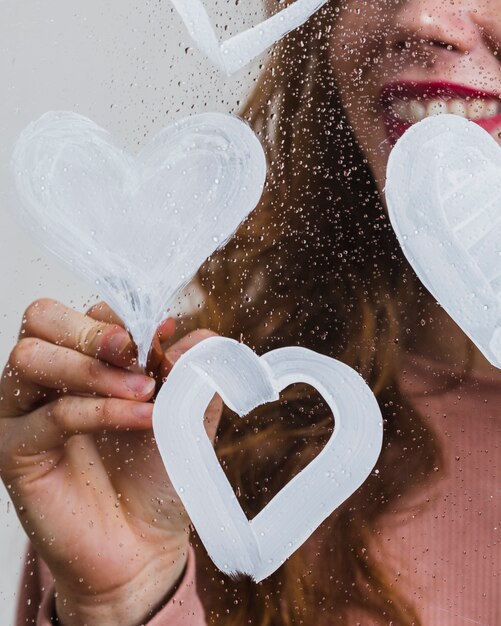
[{"left": 1, "top": 0, "right": 499, "bottom": 624}]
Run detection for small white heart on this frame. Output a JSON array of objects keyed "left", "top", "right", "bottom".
[
  {"left": 386, "top": 115, "right": 501, "bottom": 368},
  {"left": 153, "top": 336, "right": 383, "bottom": 582},
  {"left": 170, "top": 0, "right": 328, "bottom": 75},
  {"left": 12, "top": 112, "right": 266, "bottom": 365}
]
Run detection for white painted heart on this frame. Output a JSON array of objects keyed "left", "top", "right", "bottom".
[
  {"left": 153, "top": 336, "right": 383, "bottom": 582},
  {"left": 12, "top": 112, "right": 266, "bottom": 366},
  {"left": 386, "top": 114, "right": 501, "bottom": 368},
  {"left": 170, "top": 0, "right": 328, "bottom": 75}
]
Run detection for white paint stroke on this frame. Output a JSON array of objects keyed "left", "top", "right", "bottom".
[
  {"left": 12, "top": 112, "right": 266, "bottom": 366},
  {"left": 170, "top": 0, "right": 328, "bottom": 75},
  {"left": 386, "top": 114, "right": 501, "bottom": 369},
  {"left": 153, "top": 336, "right": 383, "bottom": 582}
]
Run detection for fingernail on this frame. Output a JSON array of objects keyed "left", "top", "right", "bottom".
[
  {"left": 109, "top": 332, "right": 130, "bottom": 357},
  {"left": 126, "top": 374, "right": 155, "bottom": 395},
  {"left": 158, "top": 317, "right": 175, "bottom": 335},
  {"left": 133, "top": 403, "right": 153, "bottom": 420}
]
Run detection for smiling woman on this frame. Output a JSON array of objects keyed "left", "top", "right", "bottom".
[
  {"left": 4, "top": 0, "right": 501, "bottom": 625},
  {"left": 328, "top": 0, "right": 501, "bottom": 185},
  {"left": 193, "top": 0, "right": 501, "bottom": 623}
]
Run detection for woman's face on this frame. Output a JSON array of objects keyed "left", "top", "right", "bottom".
[{"left": 329, "top": 0, "right": 501, "bottom": 190}]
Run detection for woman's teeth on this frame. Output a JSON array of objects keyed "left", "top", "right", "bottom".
[{"left": 388, "top": 98, "right": 501, "bottom": 123}]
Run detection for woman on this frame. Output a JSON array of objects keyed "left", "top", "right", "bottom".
[{"left": 2, "top": 0, "right": 500, "bottom": 623}]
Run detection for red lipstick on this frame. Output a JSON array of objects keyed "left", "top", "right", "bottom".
[{"left": 379, "top": 81, "right": 501, "bottom": 144}]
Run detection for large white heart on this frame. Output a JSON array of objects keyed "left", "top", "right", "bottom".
[
  {"left": 12, "top": 112, "right": 266, "bottom": 366},
  {"left": 170, "top": 0, "right": 328, "bottom": 75},
  {"left": 386, "top": 114, "right": 501, "bottom": 368},
  {"left": 153, "top": 337, "right": 383, "bottom": 582}
]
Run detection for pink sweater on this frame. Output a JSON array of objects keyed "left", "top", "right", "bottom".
[
  {"left": 15, "top": 356, "right": 501, "bottom": 625},
  {"left": 15, "top": 546, "right": 206, "bottom": 625}
]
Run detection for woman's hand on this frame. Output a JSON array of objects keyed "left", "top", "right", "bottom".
[{"left": 0, "top": 299, "right": 222, "bottom": 626}]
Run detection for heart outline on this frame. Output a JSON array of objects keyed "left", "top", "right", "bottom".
[
  {"left": 170, "top": 0, "right": 328, "bottom": 75},
  {"left": 386, "top": 114, "right": 501, "bottom": 368},
  {"left": 153, "top": 336, "right": 383, "bottom": 581}
]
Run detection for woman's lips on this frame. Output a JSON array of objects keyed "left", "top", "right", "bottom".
[{"left": 379, "top": 81, "right": 501, "bottom": 144}]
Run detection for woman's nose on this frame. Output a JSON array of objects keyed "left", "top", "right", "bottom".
[{"left": 393, "top": 0, "right": 482, "bottom": 54}]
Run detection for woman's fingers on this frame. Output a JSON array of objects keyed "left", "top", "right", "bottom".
[
  {"left": 0, "top": 368, "right": 48, "bottom": 418},
  {"left": 2, "top": 337, "right": 155, "bottom": 415},
  {"left": 156, "top": 318, "right": 177, "bottom": 342},
  {"left": 87, "top": 302, "right": 175, "bottom": 341},
  {"left": 161, "top": 328, "right": 217, "bottom": 379},
  {"left": 87, "top": 302, "right": 176, "bottom": 371},
  {"left": 22, "top": 299, "right": 135, "bottom": 367},
  {"left": 86, "top": 302, "right": 125, "bottom": 327},
  {"left": 147, "top": 318, "right": 177, "bottom": 371},
  {"left": 0, "top": 395, "right": 154, "bottom": 464}
]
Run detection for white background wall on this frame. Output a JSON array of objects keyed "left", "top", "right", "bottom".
[{"left": 0, "top": 0, "right": 262, "bottom": 621}]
